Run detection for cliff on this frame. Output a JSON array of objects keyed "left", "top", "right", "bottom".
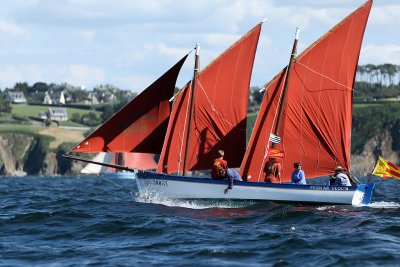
[{"left": 0, "top": 133, "right": 84, "bottom": 176}]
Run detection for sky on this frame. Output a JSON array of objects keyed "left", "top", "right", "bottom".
[{"left": 0, "top": 0, "right": 398, "bottom": 93}]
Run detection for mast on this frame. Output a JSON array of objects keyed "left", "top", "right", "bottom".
[
  {"left": 272, "top": 27, "right": 300, "bottom": 148},
  {"left": 183, "top": 44, "right": 200, "bottom": 176}
]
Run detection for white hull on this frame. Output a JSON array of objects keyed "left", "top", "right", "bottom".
[{"left": 135, "top": 171, "right": 375, "bottom": 206}]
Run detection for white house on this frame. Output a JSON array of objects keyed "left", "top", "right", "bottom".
[
  {"left": 6, "top": 91, "right": 27, "bottom": 103},
  {"left": 43, "top": 91, "right": 65, "bottom": 105},
  {"left": 48, "top": 107, "right": 68, "bottom": 121}
]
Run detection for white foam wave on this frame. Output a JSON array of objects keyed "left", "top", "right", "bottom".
[
  {"left": 363, "top": 201, "right": 400, "bottom": 209},
  {"left": 133, "top": 192, "right": 254, "bottom": 209}
]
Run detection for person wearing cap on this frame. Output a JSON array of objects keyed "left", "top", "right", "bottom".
[
  {"left": 291, "top": 162, "right": 306, "bottom": 185},
  {"left": 333, "top": 166, "right": 351, "bottom": 186}
]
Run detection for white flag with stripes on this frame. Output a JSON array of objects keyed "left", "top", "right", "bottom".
[{"left": 269, "top": 134, "right": 281, "bottom": 144}]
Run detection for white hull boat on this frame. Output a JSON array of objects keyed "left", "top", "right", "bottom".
[
  {"left": 136, "top": 171, "right": 375, "bottom": 206},
  {"left": 67, "top": 1, "right": 378, "bottom": 207}
]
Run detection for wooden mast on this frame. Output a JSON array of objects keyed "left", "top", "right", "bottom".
[
  {"left": 272, "top": 27, "right": 300, "bottom": 148},
  {"left": 183, "top": 44, "right": 200, "bottom": 176}
]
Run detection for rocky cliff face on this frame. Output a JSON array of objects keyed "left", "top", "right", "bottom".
[
  {"left": 351, "top": 130, "right": 399, "bottom": 175},
  {"left": 0, "top": 133, "right": 84, "bottom": 176}
]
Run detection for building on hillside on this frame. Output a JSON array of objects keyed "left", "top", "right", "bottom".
[
  {"left": 5, "top": 91, "right": 27, "bottom": 104},
  {"left": 48, "top": 107, "right": 68, "bottom": 121},
  {"left": 84, "top": 92, "right": 99, "bottom": 105},
  {"left": 43, "top": 90, "right": 65, "bottom": 105}
]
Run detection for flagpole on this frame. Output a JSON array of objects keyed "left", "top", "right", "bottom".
[{"left": 367, "top": 173, "right": 373, "bottom": 184}]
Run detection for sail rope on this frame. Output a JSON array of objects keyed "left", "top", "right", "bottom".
[
  {"left": 296, "top": 62, "right": 353, "bottom": 91},
  {"left": 196, "top": 79, "right": 236, "bottom": 128},
  {"left": 177, "top": 84, "right": 193, "bottom": 174}
]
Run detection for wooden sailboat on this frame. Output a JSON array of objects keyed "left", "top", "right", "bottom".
[
  {"left": 134, "top": 0, "right": 375, "bottom": 205},
  {"left": 67, "top": 0, "right": 376, "bottom": 205}
]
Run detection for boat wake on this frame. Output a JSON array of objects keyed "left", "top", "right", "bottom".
[
  {"left": 364, "top": 201, "right": 400, "bottom": 209},
  {"left": 316, "top": 201, "right": 400, "bottom": 211},
  {"left": 133, "top": 192, "right": 256, "bottom": 209}
]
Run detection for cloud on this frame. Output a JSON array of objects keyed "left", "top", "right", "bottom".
[
  {"left": 369, "top": 3, "right": 400, "bottom": 25},
  {"left": 360, "top": 45, "right": 400, "bottom": 65},
  {"left": 0, "top": 0, "right": 398, "bottom": 92},
  {"left": 0, "top": 22, "right": 28, "bottom": 37},
  {"left": 0, "top": 64, "right": 105, "bottom": 89},
  {"left": 66, "top": 64, "right": 105, "bottom": 87}
]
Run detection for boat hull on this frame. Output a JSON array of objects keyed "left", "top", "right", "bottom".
[{"left": 135, "top": 171, "right": 375, "bottom": 206}]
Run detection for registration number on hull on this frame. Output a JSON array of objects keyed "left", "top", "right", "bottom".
[
  {"left": 142, "top": 179, "right": 168, "bottom": 187},
  {"left": 309, "top": 185, "right": 349, "bottom": 191}
]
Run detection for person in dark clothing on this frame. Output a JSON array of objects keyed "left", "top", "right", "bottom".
[{"left": 224, "top": 168, "right": 243, "bottom": 194}]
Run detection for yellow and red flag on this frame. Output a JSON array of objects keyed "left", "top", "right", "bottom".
[{"left": 372, "top": 156, "right": 400, "bottom": 180}]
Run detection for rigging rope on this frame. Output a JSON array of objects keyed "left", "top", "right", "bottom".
[{"left": 296, "top": 62, "right": 353, "bottom": 91}]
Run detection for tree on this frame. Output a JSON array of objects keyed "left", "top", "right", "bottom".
[
  {"left": 250, "top": 86, "right": 263, "bottom": 106},
  {"left": 32, "top": 82, "right": 49, "bottom": 93},
  {"left": 70, "top": 89, "right": 88, "bottom": 102},
  {"left": 81, "top": 112, "right": 100, "bottom": 126},
  {"left": 71, "top": 112, "right": 81, "bottom": 123},
  {"left": 99, "top": 104, "right": 114, "bottom": 122},
  {"left": 13, "top": 82, "right": 30, "bottom": 95},
  {"left": 0, "top": 98, "right": 12, "bottom": 113}
]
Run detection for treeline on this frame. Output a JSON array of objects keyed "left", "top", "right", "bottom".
[{"left": 356, "top": 64, "right": 400, "bottom": 86}]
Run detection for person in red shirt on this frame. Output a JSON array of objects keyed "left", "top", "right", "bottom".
[
  {"left": 211, "top": 150, "right": 228, "bottom": 179},
  {"left": 264, "top": 157, "right": 282, "bottom": 183}
]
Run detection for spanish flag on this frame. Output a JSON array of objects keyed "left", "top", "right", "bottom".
[{"left": 372, "top": 156, "right": 400, "bottom": 180}]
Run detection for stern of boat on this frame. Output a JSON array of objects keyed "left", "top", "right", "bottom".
[{"left": 352, "top": 183, "right": 375, "bottom": 206}]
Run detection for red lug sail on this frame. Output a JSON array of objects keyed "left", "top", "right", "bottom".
[
  {"left": 158, "top": 23, "right": 263, "bottom": 174},
  {"left": 241, "top": 1, "right": 373, "bottom": 182},
  {"left": 71, "top": 54, "right": 188, "bottom": 154}
]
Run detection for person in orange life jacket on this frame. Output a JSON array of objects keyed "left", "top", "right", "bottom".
[
  {"left": 264, "top": 156, "right": 282, "bottom": 183},
  {"left": 211, "top": 150, "right": 242, "bottom": 194}
]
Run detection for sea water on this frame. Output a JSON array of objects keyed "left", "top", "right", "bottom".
[{"left": 1, "top": 176, "right": 399, "bottom": 266}]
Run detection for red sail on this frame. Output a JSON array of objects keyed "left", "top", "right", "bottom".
[
  {"left": 158, "top": 23, "right": 262, "bottom": 174},
  {"left": 71, "top": 54, "right": 188, "bottom": 153},
  {"left": 241, "top": 1, "right": 372, "bottom": 182}
]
